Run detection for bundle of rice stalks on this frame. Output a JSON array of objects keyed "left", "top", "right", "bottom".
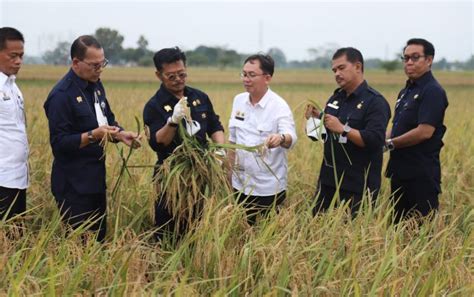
[
  {"left": 156, "top": 120, "right": 265, "bottom": 233},
  {"left": 156, "top": 128, "right": 233, "bottom": 231}
]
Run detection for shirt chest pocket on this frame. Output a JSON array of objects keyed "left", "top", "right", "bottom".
[
  {"left": 257, "top": 122, "right": 275, "bottom": 139},
  {"left": 401, "top": 101, "right": 419, "bottom": 124},
  {"left": 0, "top": 99, "right": 15, "bottom": 122},
  {"left": 72, "top": 104, "right": 96, "bottom": 130},
  {"left": 191, "top": 105, "right": 209, "bottom": 130},
  {"left": 347, "top": 112, "right": 366, "bottom": 130}
]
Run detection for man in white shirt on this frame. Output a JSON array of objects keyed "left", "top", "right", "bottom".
[
  {"left": 228, "top": 54, "right": 297, "bottom": 224},
  {"left": 0, "top": 27, "right": 28, "bottom": 221}
]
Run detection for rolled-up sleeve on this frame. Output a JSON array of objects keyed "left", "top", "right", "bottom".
[
  {"left": 277, "top": 102, "right": 297, "bottom": 149},
  {"left": 359, "top": 96, "right": 391, "bottom": 150},
  {"left": 44, "top": 91, "right": 82, "bottom": 153},
  {"left": 418, "top": 85, "right": 448, "bottom": 126}
]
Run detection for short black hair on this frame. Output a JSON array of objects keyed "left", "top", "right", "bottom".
[
  {"left": 70, "top": 35, "right": 102, "bottom": 60},
  {"left": 153, "top": 47, "right": 187, "bottom": 72},
  {"left": 0, "top": 27, "right": 24, "bottom": 51},
  {"left": 404, "top": 38, "right": 435, "bottom": 57},
  {"left": 244, "top": 54, "right": 275, "bottom": 76},
  {"left": 332, "top": 47, "right": 364, "bottom": 72}
]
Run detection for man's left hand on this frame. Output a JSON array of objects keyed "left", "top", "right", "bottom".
[
  {"left": 265, "top": 133, "right": 284, "bottom": 149},
  {"left": 324, "top": 114, "right": 344, "bottom": 134},
  {"left": 115, "top": 130, "right": 142, "bottom": 148}
]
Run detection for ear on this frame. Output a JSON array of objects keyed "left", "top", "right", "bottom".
[
  {"left": 155, "top": 70, "right": 163, "bottom": 82},
  {"left": 71, "top": 58, "right": 80, "bottom": 70},
  {"left": 265, "top": 74, "right": 273, "bottom": 85},
  {"left": 355, "top": 62, "right": 363, "bottom": 72},
  {"left": 426, "top": 56, "right": 434, "bottom": 67}
]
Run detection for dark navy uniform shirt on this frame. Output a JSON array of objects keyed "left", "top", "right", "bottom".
[
  {"left": 44, "top": 69, "right": 118, "bottom": 195},
  {"left": 143, "top": 84, "right": 224, "bottom": 168},
  {"left": 319, "top": 81, "right": 391, "bottom": 194},
  {"left": 386, "top": 71, "right": 448, "bottom": 189}
]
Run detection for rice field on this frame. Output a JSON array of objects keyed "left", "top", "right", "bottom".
[{"left": 1, "top": 65, "right": 473, "bottom": 295}]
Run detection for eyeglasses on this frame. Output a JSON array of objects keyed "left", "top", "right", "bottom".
[
  {"left": 81, "top": 58, "right": 109, "bottom": 70},
  {"left": 401, "top": 55, "right": 426, "bottom": 63},
  {"left": 240, "top": 71, "right": 267, "bottom": 79},
  {"left": 163, "top": 72, "right": 187, "bottom": 81}
]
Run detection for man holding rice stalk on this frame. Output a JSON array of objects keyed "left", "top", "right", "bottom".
[
  {"left": 228, "top": 54, "right": 297, "bottom": 225},
  {"left": 0, "top": 27, "right": 28, "bottom": 223},
  {"left": 143, "top": 47, "right": 225, "bottom": 241},
  {"left": 44, "top": 35, "right": 141, "bottom": 242},
  {"left": 306, "top": 47, "right": 390, "bottom": 216},
  {"left": 385, "top": 38, "right": 448, "bottom": 223}
]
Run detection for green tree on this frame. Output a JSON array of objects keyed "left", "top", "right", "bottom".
[
  {"left": 380, "top": 59, "right": 400, "bottom": 73},
  {"left": 94, "top": 27, "right": 124, "bottom": 64},
  {"left": 42, "top": 41, "right": 70, "bottom": 65},
  {"left": 267, "top": 47, "right": 287, "bottom": 68}
]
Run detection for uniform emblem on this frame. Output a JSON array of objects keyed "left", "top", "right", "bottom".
[
  {"left": 76, "top": 96, "right": 83, "bottom": 103},
  {"left": 202, "top": 113, "right": 207, "bottom": 119},
  {"left": 192, "top": 100, "right": 197, "bottom": 106},
  {"left": 97, "top": 90, "right": 101, "bottom": 96},
  {"left": 333, "top": 100, "right": 339, "bottom": 106},
  {"left": 1, "top": 91, "right": 10, "bottom": 101},
  {"left": 414, "top": 94, "right": 419, "bottom": 99},
  {"left": 235, "top": 111, "right": 245, "bottom": 121},
  {"left": 357, "top": 101, "right": 364, "bottom": 109},
  {"left": 196, "top": 99, "right": 201, "bottom": 105},
  {"left": 144, "top": 124, "right": 151, "bottom": 140},
  {"left": 164, "top": 105, "right": 172, "bottom": 112}
]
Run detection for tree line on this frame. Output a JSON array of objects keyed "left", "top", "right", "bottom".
[{"left": 38, "top": 27, "right": 474, "bottom": 71}]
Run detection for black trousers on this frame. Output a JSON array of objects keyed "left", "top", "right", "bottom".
[
  {"left": 54, "top": 186, "right": 107, "bottom": 242},
  {"left": 312, "top": 183, "right": 377, "bottom": 217},
  {"left": 0, "top": 186, "right": 26, "bottom": 220},
  {"left": 234, "top": 189, "right": 286, "bottom": 225},
  {"left": 390, "top": 177, "right": 439, "bottom": 223}
]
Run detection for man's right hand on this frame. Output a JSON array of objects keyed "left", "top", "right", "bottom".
[
  {"left": 305, "top": 104, "right": 321, "bottom": 119},
  {"left": 170, "top": 97, "right": 187, "bottom": 124}
]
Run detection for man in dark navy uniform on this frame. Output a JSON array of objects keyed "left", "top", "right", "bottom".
[
  {"left": 306, "top": 47, "right": 391, "bottom": 216},
  {"left": 44, "top": 35, "right": 140, "bottom": 242},
  {"left": 385, "top": 38, "right": 448, "bottom": 222},
  {"left": 143, "top": 47, "right": 224, "bottom": 241}
]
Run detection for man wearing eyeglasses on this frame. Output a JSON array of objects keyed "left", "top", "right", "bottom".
[
  {"left": 143, "top": 47, "right": 224, "bottom": 241},
  {"left": 306, "top": 47, "right": 390, "bottom": 217},
  {"left": 0, "top": 27, "right": 28, "bottom": 223},
  {"left": 385, "top": 38, "right": 448, "bottom": 222},
  {"left": 44, "top": 35, "right": 140, "bottom": 242},
  {"left": 228, "top": 54, "right": 297, "bottom": 225}
]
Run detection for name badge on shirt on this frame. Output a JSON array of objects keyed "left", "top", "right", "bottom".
[
  {"left": 235, "top": 111, "right": 245, "bottom": 121},
  {"left": 1, "top": 91, "right": 10, "bottom": 101},
  {"left": 327, "top": 103, "right": 339, "bottom": 110}
]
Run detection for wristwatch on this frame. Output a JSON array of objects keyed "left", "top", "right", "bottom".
[
  {"left": 167, "top": 117, "right": 178, "bottom": 127},
  {"left": 341, "top": 123, "right": 352, "bottom": 137},
  {"left": 280, "top": 134, "right": 286, "bottom": 145},
  {"left": 87, "top": 130, "right": 96, "bottom": 143},
  {"left": 386, "top": 138, "right": 395, "bottom": 151}
]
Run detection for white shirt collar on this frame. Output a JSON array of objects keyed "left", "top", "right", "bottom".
[
  {"left": 247, "top": 88, "right": 272, "bottom": 109},
  {"left": 0, "top": 72, "right": 16, "bottom": 87}
]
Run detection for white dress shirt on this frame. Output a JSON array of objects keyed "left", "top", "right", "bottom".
[
  {"left": 0, "top": 72, "right": 29, "bottom": 189},
  {"left": 229, "top": 88, "right": 297, "bottom": 196}
]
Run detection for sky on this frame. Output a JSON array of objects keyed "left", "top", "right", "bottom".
[{"left": 1, "top": 0, "right": 473, "bottom": 62}]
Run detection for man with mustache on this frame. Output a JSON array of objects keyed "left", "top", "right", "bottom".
[
  {"left": 385, "top": 38, "right": 448, "bottom": 222},
  {"left": 143, "top": 47, "right": 225, "bottom": 241},
  {"left": 306, "top": 47, "right": 390, "bottom": 216}
]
